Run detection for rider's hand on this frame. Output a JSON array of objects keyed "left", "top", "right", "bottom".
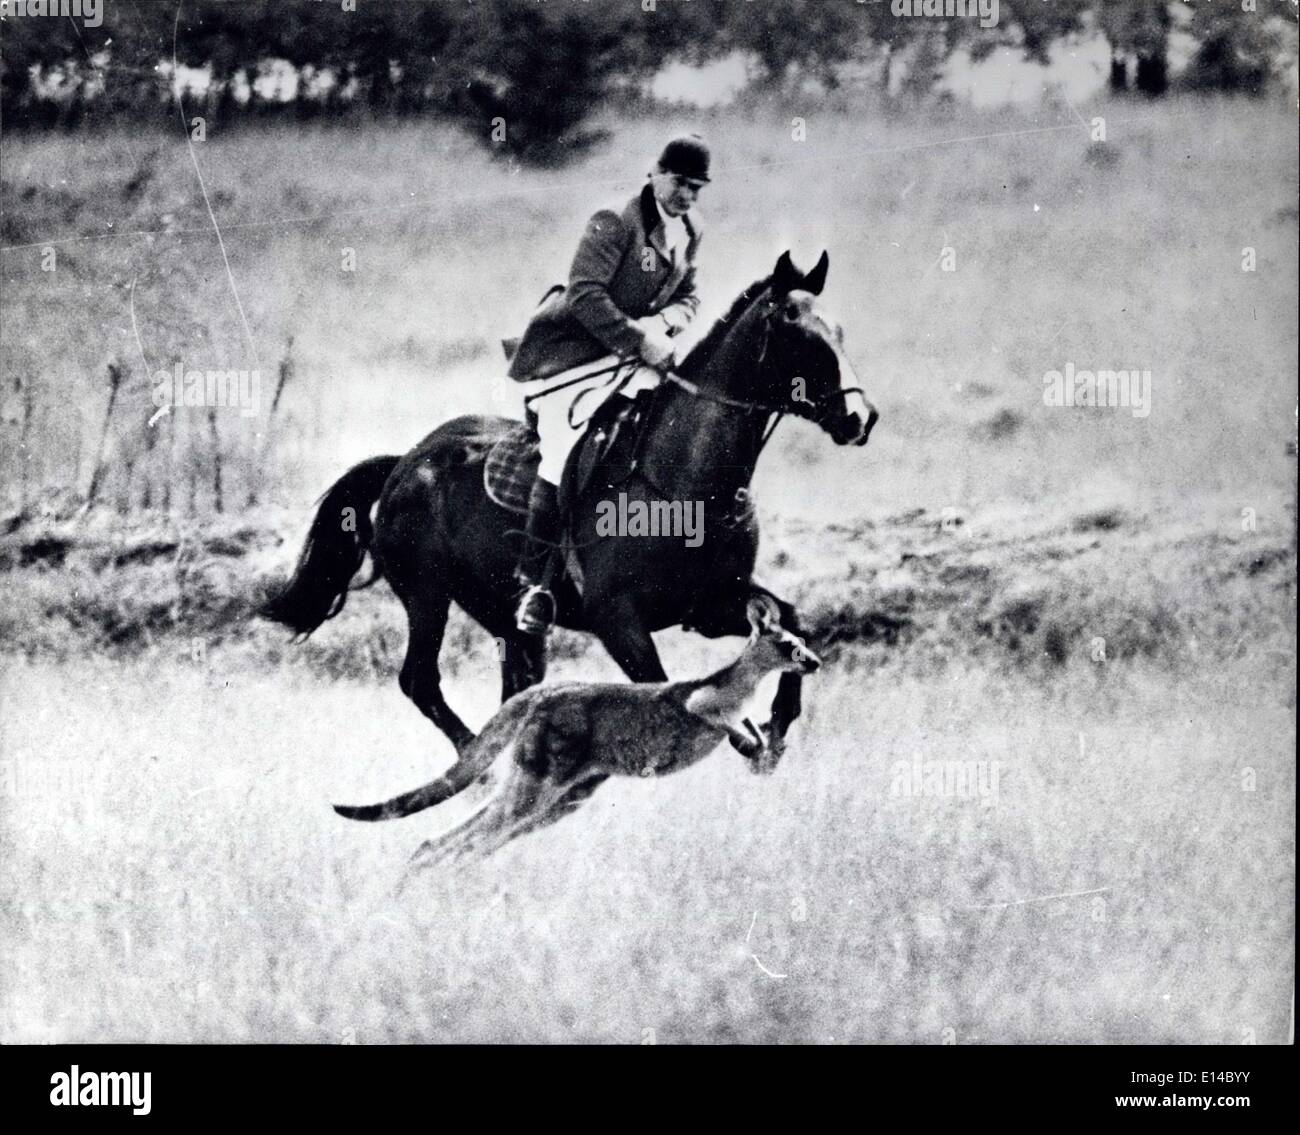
[
  {"left": 658, "top": 304, "right": 692, "bottom": 337},
  {"left": 638, "top": 327, "right": 676, "bottom": 370}
]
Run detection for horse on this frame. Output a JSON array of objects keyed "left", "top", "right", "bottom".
[{"left": 262, "top": 249, "right": 877, "bottom": 779}]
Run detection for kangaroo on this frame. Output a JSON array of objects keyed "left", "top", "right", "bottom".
[{"left": 333, "top": 596, "right": 820, "bottom": 867}]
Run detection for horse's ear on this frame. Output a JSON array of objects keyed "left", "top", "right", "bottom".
[
  {"left": 804, "top": 250, "right": 829, "bottom": 295},
  {"left": 771, "top": 250, "right": 800, "bottom": 296}
]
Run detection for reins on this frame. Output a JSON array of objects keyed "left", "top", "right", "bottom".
[
  {"left": 520, "top": 358, "right": 628, "bottom": 415},
  {"left": 521, "top": 298, "right": 866, "bottom": 472},
  {"left": 508, "top": 296, "right": 867, "bottom": 556},
  {"left": 660, "top": 325, "right": 866, "bottom": 453},
  {"left": 662, "top": 371, "right": 787, "bottom": 455},
  {"left": 661, "top": 370, "right": 781, "bottom": 416}
]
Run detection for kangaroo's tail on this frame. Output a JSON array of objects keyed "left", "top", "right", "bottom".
[
  {"left": 333, "top": 758, "right": 489, "bottom": 822},
  {"left": 334, "top": 694, "right": 537, "bottom": 822},
  {"left": 260, "top": 455, "right": 400, "bottom": 636}
]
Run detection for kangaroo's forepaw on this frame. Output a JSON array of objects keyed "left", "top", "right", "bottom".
[
  {"left": 745, "top": 722, "right": 785, "bottom": 775},
  {"left": 728, "top": 717, "right": 766, "bottom": 760}
]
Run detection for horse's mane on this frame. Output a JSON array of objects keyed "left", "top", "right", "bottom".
[{"left": 677, "top": 274, "right": 772, "bottom": 378}]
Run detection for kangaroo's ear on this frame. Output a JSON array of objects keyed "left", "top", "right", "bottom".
[
  {"left": 804, "top": 250, "right": 829, "bottom": 295},
  {"left": 746, "top": 595, "right": 780, "bottom": 633},
  {"left": 771, "top": 250, "right": 800, "bottom": 297}
]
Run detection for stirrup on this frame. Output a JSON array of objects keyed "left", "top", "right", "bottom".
[{"left": 515, "top": 584, "right": 556, "bottom": 637}]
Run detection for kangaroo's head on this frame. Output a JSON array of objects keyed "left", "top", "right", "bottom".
[{"left": 746, "top": 597, "right": 821, "bottom": 675}]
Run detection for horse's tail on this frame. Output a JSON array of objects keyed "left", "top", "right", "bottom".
[{"left": 260, "top": 455, "right": 400, "bottom": 636}]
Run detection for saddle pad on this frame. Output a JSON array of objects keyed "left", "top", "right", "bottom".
[
  {"left": 484, "top": 421, "right": 540, "bottom": 515},
  {"left": 483, "top": 390, "right": 649, "bottom": 517}
]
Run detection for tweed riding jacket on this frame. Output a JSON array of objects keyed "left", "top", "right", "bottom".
[{"left": 507, "top": 184, "right": 702, "bottom": 382}]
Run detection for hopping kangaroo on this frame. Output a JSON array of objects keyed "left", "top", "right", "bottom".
[{"left": 334, "top": 597, "right": 820, "bottom": 866}]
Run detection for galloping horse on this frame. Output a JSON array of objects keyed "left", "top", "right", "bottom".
[{"left": 263, "top": 250, "right": 877, "bottom": 774}]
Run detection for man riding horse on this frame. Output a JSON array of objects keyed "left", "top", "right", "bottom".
[
  {"left": 508, "top": 134, "right": 711, "bottom": 637},
  {"left": 263, "top": 139, "right": 878, "bottom": 771}
]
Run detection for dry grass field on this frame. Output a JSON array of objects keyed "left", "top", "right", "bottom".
[
  {"left": 1, "top": 94, "right": 1295, "bottom": 1043},
  {"left": 1, "top": 645, "right": 1292, "bottom": 1044}
]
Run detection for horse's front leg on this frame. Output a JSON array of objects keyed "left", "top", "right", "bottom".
[
  {"left": 500, "top": 632, "right": 547, "bottom": 702},
  {"left": 684, "top": 584, "right": 805, "bottom": 759},
  {"left": 748, "top": 584, "right": 805, "bottom": 753},
  {"left": 587, "top": 594, "right": 669, "bottom": 683}
]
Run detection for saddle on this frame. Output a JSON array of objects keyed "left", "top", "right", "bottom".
[{"left": 483, "top": 388, "right": 652, "bottom": 520}]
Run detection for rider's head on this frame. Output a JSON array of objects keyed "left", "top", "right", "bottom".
[{"left": 650, "top": 134, "right": 710, "bottom": 218}]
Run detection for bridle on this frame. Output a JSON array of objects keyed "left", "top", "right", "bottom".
[
  {"left": 663, "top": 301, "right": 867, "bottom": 449},
  {"left": 517, "top": 292, "right": 866, "bottom": 551},
  {"left": 528, "top": 295, "right": 866, "bottom": 448},
  {"left": 661, "top": 371, "right": 787, "bottom": 451}
]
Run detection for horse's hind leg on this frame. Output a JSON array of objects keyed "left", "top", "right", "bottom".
[{"left": 398, "top": 590, "right": 476, "bottom": 757}]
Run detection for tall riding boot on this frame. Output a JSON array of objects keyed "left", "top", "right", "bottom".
[{"left": 515, "top": 476, "right": 562, "bottom": 636}]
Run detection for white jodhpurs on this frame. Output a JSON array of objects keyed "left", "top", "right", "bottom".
[{"left": 518, "top": 355, "right": 663, "bottom": 485}]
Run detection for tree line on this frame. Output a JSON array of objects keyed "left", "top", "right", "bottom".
[{"left": 1, "top": 0, "right": 1292, "bottom": 161}]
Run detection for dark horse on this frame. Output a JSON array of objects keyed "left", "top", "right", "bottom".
[{"left": 263, "top": 250, "right": 877, "bottom": 776}]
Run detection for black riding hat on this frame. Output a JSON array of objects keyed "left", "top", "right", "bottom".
[{"left": 656, "top": 134, "right": 711, "bottom": 183}]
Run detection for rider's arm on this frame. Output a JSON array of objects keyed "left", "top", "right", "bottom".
[
  {"left": 658, "top": 261, "right": 701, "bottom": 335},
  {"left": 566, "top": 209, "right": 649, "bottom": 360}
]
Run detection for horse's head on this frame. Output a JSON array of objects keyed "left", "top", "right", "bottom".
[{"left": 762, "top": 250, "right": 878, "bottom": 447}]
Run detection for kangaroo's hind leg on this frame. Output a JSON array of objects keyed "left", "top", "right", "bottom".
[
  {"left": 405, "top": 717, "right": 550, "bottom": 873},
  {"left": 405, "top": 781, "right": 508, "bottom": 873},
  {"left": 421, "top": 765, "right": 606, "bottom": 867},
  {"left": 507, "top": 772, "right": 609, "bottom": 843}
]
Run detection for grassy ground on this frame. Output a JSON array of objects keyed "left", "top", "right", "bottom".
[
  {"left": 0, "top": 649, "right": 1291, "bottom": 1044},
  {"left": 1, "top": 95, "right": 1295, "bottom": 1042},
  {"left": 2, "top": 96, "right": 1296, "bottom": 519},
  {"left": 0, "top": 497, "right": 1293, "bottom": 1043}
]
